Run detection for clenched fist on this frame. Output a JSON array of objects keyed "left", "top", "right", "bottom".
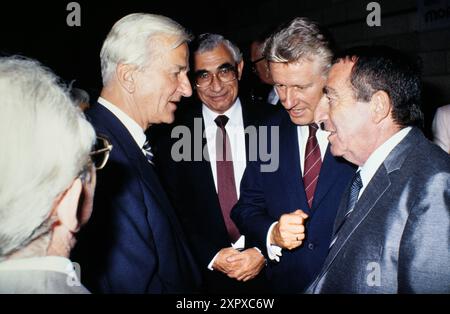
[{"left": 270, "top": 209, "right": 308, "bottom": 250}]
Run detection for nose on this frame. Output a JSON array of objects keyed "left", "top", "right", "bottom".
[
  {"left": 179, "top": 73, "right": 192, "bottom": 97},
  {"left": 282, "top": 87, "right": 296, "bottom": 110},
  {"left": 209, "top": 73, "right": 223, "bottom": 92},
  {"left": 314, "top": 95, "right": 329, "bottom": 128}
]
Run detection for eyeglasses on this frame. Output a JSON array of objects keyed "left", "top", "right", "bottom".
[
  {"left": 194, "top": 64, "right": 237, "bottom": 88},
  {"left": 90, "top": 135, "right": 113, "bottom": 170},
  {"left": 251, "top": 57, "right": 266, "bottom": 74}
]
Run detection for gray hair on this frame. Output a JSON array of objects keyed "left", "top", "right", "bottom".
[
  {"left": 0, "top": 56, "right": 96, "bottom": 260},
  {"left": 194, "top": 33, "right": 242, "bottom": 63},
  {"left": 70, "top": 87, "right": 90, "bottom": 106},
  {"left": 100, "top": 13, "right": 192, "bottom": 86},
  {"left": 263, "top": 17, "right": 332, "bottom": 75}
]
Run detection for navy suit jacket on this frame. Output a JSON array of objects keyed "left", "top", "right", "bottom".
[
  {"left": 153, "top": 99, "right": 276, "bottom": 293},
  {"left": 72, "top": 103, "right": 201, "bottom": 294},
  {"left": 231, "top": 110, "right": 356, "bottom": 293}
]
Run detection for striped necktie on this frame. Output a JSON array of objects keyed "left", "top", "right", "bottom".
[
  {"left": 142, "top": 140, "right": 154, "bottom": 165},
  {"left": 303, "top": 124, "right": 322, "bottom": 208},
  {"left": 329, "top": 171, "right": 363, "bottom": 248}
]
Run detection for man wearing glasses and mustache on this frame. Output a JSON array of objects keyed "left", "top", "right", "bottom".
[
  {"left": 154, "top": 33, "right": 275, "bottom": 293},
  {"left": 71, "top": 13, "right": 201, "bottom": 294}
]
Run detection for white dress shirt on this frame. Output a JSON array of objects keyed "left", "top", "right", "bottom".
[
  {"left": 202, "top": 98, "right": 247, "bottom": 199},
  {"left": 98, "top": 97, "right": 147, "bottom": 154},
  {"left": 203, "top": 98, "right": 253, "bottom": 270},
  {"left": 358, "top": 127, "right": 412, "bottom": 197},
  {"left": 267, "top": 87, "right": 280, "bottom": 105},
  {"left": 267, "top": 125, "right": 329, "bottom": 262}
]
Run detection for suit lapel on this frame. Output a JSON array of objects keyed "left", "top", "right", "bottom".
[
  {"left": 314, "top": 163, "right": 392, "bottom": 288},
  {"left": 241, "top": 99, "right": 260, "bottom": 164},
  {"left": 242, "top": 101, "right": 252, "bottom": 163},
  {"left": 201, "top": 108, "right": 230, "bottom": 233},
  {"left": 185, "top": 104, "right": 230, "bottom": 239},
  {"left": 279, "top": 115, "right": 310, "bottom": 214},
  {"left": 312, "top": 145, "right": 339, "bottom": 210},
  {"left": 333, "top": 166, "right": 390, "bottom": 253},
  {"left": 88, "top": 104, "right": 182, "bottom": 230},
  {"left": 309, "top": 128, "right": 424, "bottom": 292},
  {"left": 329, "top": 128, "right": 422, "bottom": 254}
]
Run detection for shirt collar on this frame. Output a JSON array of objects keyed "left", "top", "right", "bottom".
[
  {"left": 0, "top": 256, "right": 76, "bottom": 275},
  {"left": 359, "top": 126, "right": 412, "bottom": 188},
  {"left": 98, "top": 97, "right": 147, "bottom": 149},
  {"left": 298, "top": 124, "right": 329, "bottom": 136},
  {"left": 202, "top": 97, "right": 243, "bottom": 128}
]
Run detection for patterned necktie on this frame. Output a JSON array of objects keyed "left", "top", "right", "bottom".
[
  {"left": 142, "top": 140, "right": 154, "bottom": 165},
  {"left": 303, "top": 124, "right": 322, "bottom": 208},
  {"left": 215, "top": 115, "right": 240, "bottom": 242},
  {"left": 329, "top": 171, "right": 363, "bottom": 248}
]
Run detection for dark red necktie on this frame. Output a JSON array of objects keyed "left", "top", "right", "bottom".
[
  {"left": 215, "top": 115, "right": 240, "bottom": 242},
  {"left": 303, "top": 124, "right": 322, "bottom": 208}
]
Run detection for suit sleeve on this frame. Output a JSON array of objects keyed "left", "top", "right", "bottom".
[
  {"left": 231, "top": 160, "right": 276, "bottom": 258},
  {"left": 398, "top": 173, "right": 450, "bottom": 293},
  {"left": 75, "top": 162, "right": 162, "bottom": 294}
]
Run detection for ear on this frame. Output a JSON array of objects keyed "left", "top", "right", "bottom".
[
  {"left": 116, "top": 63, "right": 136, "bottom": 93},
  {"left": 236, "top": 60, "right": 244, "bottom": 80},
  {"left": 54, "top": 178, "right": 83, "bottom": 233},
  {"left": 370, "top": 90, "right": 391, "bottom": 124}
]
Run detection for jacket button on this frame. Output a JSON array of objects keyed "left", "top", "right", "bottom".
[{"left": 308, "top": 243, "right": 315, "bottom": 250}]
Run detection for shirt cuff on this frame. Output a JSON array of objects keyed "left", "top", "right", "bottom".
[
  {"left": 266, "top": 222, "right": 282, "bottom": 262},
  {"left": 207, "top": 252, "right": 220, "bottom": 271},
  {"left": 207, "top": 235, "right": 246, "bottom": 271}
]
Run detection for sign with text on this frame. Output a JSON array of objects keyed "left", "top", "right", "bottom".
[{"left": 418, "top": 0, "right": 450, "bottom": 30}]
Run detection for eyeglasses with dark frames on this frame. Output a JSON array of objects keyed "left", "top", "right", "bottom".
[
  {"left": 251, "top": 57, "right": 266, "bottom": 74},
  {"left": 90, "top": 135, "right": 113, "bottom": 170},
  {"left": 194, "top": 63, "right": 237, "bottom": 88}
]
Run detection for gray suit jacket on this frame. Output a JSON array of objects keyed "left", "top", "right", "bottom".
[
  {"left": 0, "top": 270, "right": 89, "bottom": 294},
  {"left": 307, "top": 127, "right": 450, "bottom": 293}
]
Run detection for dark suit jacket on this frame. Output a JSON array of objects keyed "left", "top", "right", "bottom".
[
  {"left": 71, "top": 103, "right": 201, "bottom": 294},
  {"left": 307, "top": 128, "right": 450, "bottom": 293},
  {"left": 231, "top": 109, "right": 356, "bottom": 293},
  {"left": 154, "top": 98, "right": 277, "bottom": 293}
]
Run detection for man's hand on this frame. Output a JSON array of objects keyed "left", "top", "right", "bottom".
[
  {"left": 225, "top": 248, "right": 266, "bottom": 282},
  {"left": 212, "top": 247, "right": 242, "bottom": 274},
  {"left": 270, "top": 209, "right": 308, "bottom": 250}
]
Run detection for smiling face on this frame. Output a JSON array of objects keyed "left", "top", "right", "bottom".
[
  {"left": 269, "top": 57, "right": 326, "bottom": 125},
  {"left": 316, "top": 59, "right": 375, "bottom": 166},
  {"left": 133, "top": 39, "right": 192, "bottom": 127},
  {"left": 194, "top": 43, "right": 243, "bottom": 114}
]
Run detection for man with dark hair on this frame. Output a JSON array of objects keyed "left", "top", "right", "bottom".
[
  {"left": 308, "top": 46, "right": 450, "bottom": 293},
  {"left": 248, "top": 30, "right": 278, "bottom": 105}
]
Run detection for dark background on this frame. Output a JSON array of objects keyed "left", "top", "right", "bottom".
[
  {"left": 1, "top": 0, "right": 449, "bottom": 136},
  {"left": 0, "top": 0, "right": 274, "bottom": 91}
]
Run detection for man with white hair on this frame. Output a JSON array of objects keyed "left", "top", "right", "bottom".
[
  {"left": 0, "top": 56, "right": 97, "bottom": 293},
  {"left": 72, "top": 13, "right": 201, "bottom": 293}
]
